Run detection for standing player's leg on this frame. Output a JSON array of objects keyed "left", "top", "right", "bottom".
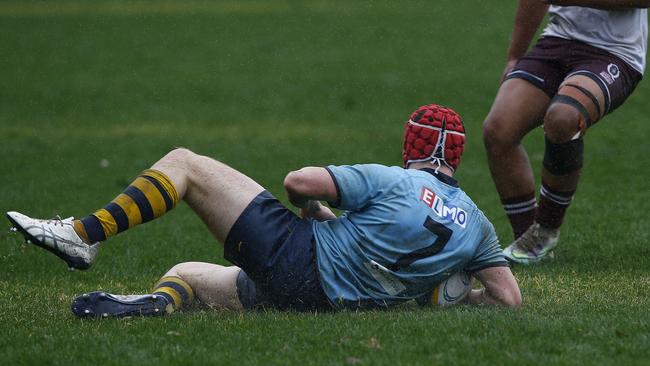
[
  {"left": 483, "top": 78, "right": 551, "bottom": 239},
  {"left": 71, "top": 262, "right": 248, "bottom": 317},
  {"left": 7, "top": 148, "right": 264, "bottom": 269},
  {"left": 505, "top": 74, "right": 605, "bottom": 264},
  {"left": 538, "top": 75, "right": 605, "bottom": 231},
  {"left": 496, "top": 39, "right": 642, "bottom": 264}
]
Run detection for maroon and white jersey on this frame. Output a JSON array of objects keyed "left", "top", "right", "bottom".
[{"left": 542, "top": 6, "right": 647, "bottom": 74}]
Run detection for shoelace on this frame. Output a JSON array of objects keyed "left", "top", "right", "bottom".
[{"left": 45, "top": 215, "right": 67, "bottom": 226}]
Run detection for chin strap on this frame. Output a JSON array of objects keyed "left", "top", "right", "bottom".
[
  {"left": 427, "top": 158, "right": 455, "bottom": 174},
  {"left": 430, "top": 158, "right": 442, "bottom": 174}
]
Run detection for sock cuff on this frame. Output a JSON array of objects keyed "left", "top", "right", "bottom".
[
  {"left": 153, "top": 287, "right": 181, "bottom": 308},
  {"left": 500, "top": 192, "right": 536, "bottom": 205},
  {"left": 153, "top": 276, "right": 194, "bottom": 303},
  {"left": 140, "top": 169, "right": 180, "bottom": 208},
  {"left": 501, "top": 192, "right": 537, "bottom": 214},
  {"left": 540, "top": 183, "right": 575, "bottom": 206},
  {"left": 73, "top": 219, "right": 91, "bottom": 243}
]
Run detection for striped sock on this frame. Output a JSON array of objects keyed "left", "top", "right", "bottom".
[
  {"left": 74, "top": 169, "right": 180, "bottom": 243},
  {"left": 537, "top": 181, "right": 575, "bottom": 230},
  {"left": 153, "top": 276, "right": 195, "bottom": 313},
  {"left": 501, "top": 192, "right": 537, "bottom": 239}
]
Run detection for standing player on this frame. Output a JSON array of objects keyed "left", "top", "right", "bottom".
[
  {"left": 7, "top": 104, "right": 521, "bottom": 316},
  {"left": 483, "top": 0, "right": 647, "bottom": 264}
]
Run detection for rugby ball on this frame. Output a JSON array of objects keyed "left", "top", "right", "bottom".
[{"left": 432, "top": 271, "right": 473, "bottom": 306}]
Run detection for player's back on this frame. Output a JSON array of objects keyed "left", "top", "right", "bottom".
[{"left": 313, "top": 164, "right": 504, "bottom": 309}]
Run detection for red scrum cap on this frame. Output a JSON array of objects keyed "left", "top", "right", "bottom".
[{"left": 402, "top": 104, "right": 465, "bottom": 171}]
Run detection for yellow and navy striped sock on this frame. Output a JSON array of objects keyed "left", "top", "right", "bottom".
[
  {"left": 152, "top": 276, "right": 194, "bottom": 313},
  {"left": 74, "top": 169, "right": 179, "bottom": 243}
]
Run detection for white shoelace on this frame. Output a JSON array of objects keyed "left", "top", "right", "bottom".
[{"left": 45, "top": 215, "right": 66, "bottom": 226}]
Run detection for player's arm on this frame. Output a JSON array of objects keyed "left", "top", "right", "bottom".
[
  {"left": 540, "top": 0, "right": 649, "bottom": 9},
  {"left": 466, "top": 266, "right": 522, "bottom": 308},
  {"left": 284, "top": 167, "right": 338, "bottom": 221},
  {"left": 503, "top": 0, "right": 549, "bottom": 78}
]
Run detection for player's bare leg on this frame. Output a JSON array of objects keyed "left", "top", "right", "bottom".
[
  {"left": 149, "top": 148, "right": 264, "bottom": 244},
  {"left": 506, "top": 75, "right": 605, "bottom": 264},
  {"left": 71, "top": 262, "right": 244, "bottom": 317},
  {"left": 483, "top": 78, "right": 550, "bottom": 239},
  {"left": 155, "top": 262, "right": 243, "bottom": 311},
  {"left": 7, "top": 148, "right": 264, "bottom": 269}
]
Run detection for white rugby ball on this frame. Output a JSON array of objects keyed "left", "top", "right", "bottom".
[{"left": 433, "top": 271, "right": 473, "bottom": 306}]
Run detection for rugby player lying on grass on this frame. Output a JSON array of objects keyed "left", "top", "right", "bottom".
[{"left": 7, "top": 104, "right": 521, "bottom": 316}]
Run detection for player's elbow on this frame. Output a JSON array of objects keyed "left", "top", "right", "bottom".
[
  {"left": 284, "top": 169, "right": 312, "bottom": 204},
  {"left": 284, "top": 167, "right": 336, "bottom": 206},
  {"left": 283, "top": 170, "right": 305, "bottom": 195},
  {"left": 501, "top": 286, "right": 522, "bottom": 308},
  {"left": 284, "top": 167, "right": 324, "bottom": 193}
]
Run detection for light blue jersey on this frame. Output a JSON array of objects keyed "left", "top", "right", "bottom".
[{"left": 313, "top": 164, "right": 507, "bottom": 309}]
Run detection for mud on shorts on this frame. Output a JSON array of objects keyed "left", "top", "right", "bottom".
[
  {"left": 223, "top": 191, "right": 332, "bottom": 311},
  {"left": 505, "top": 36, "right": 643, "bottom": 115}
]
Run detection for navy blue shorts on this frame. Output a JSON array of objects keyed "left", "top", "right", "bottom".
[
  {"left": 224, "top": 191, "right": 332, "bottom": 311},
  {"left": 505, "top": 36, "right": 642, "bottom": 115}
]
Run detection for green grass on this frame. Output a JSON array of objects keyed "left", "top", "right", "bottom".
[{"left": 1, "top": 1, "right": 650, "bottom": 365}]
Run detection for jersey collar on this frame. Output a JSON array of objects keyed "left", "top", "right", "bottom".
[{"left": 420, "top": 168, "right": 459, "bottom": 187}]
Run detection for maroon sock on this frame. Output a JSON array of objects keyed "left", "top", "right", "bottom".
[
  {"left": 537, "top": 182, "right": 575, "bottom": 230},
  {"left": 501, "top": 192, "right": 537, "bottom": 239}
]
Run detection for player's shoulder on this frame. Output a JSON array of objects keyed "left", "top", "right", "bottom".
[
  {"left": 442, "top": 184, "right": 493, "bottom": 232},
  {"left": 329, "top": 163, "right": 404, "bottom": 173},
  {"left": 327, "top": 164, "right": 410, "bottom": 190},
  {"left": 465, "top": 203, "right": 497, "bottom": 239},
  {"left": 355, "top": 164, "right": 412, "bottom": 182}
]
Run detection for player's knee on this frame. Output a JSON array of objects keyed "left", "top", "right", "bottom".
[
  {"left": 165, "top": 261, "right": 201, "bottom": 279},
  {"left": 163, "top": 147, "right": 197, "bottom": 164},
  {"left": 483, "top": 116, "right": 516, "bottom": 150},
  {"left": 544, "top": 102, "right": 582, "bottom": 143},
  {"left": 542, "top": 103, "right": 585, "bottom": 175},
  {"left": 161, "top": 148, "right": 215, "bottom": 175}
]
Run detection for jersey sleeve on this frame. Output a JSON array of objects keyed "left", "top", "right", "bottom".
[
  {"left": 465, "top": 216, "right": 509, "bottom": 272},
  {"left": 325, "top": 164, "right": 401, "bottom": 211}
]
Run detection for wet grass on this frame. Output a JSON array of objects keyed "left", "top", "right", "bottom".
[{"left": 1, "top": 1, "right": 650, "bottom": 365}]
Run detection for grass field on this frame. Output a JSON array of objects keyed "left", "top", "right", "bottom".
[{"left": 1, "top": 1, "right": 650, "bottom": 365}]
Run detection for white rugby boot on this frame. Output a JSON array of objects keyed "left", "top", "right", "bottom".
[
  {"left": 502, "top": 223, "right": 559, "bottom": 265},
  {"left": 6, "top": 211, "right": 99, "bottom": 270}
]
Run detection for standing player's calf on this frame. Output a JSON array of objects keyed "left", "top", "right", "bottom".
[{"left": 483, "top": 3, "right": 646, "bottom": 264}]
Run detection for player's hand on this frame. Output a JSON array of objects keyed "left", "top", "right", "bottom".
[
  {"left": 501, "top": 58, "right": 519, "bottom": 81},
  {"left": 300, "top": 201, "right": 336, "bottom": 221}
]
